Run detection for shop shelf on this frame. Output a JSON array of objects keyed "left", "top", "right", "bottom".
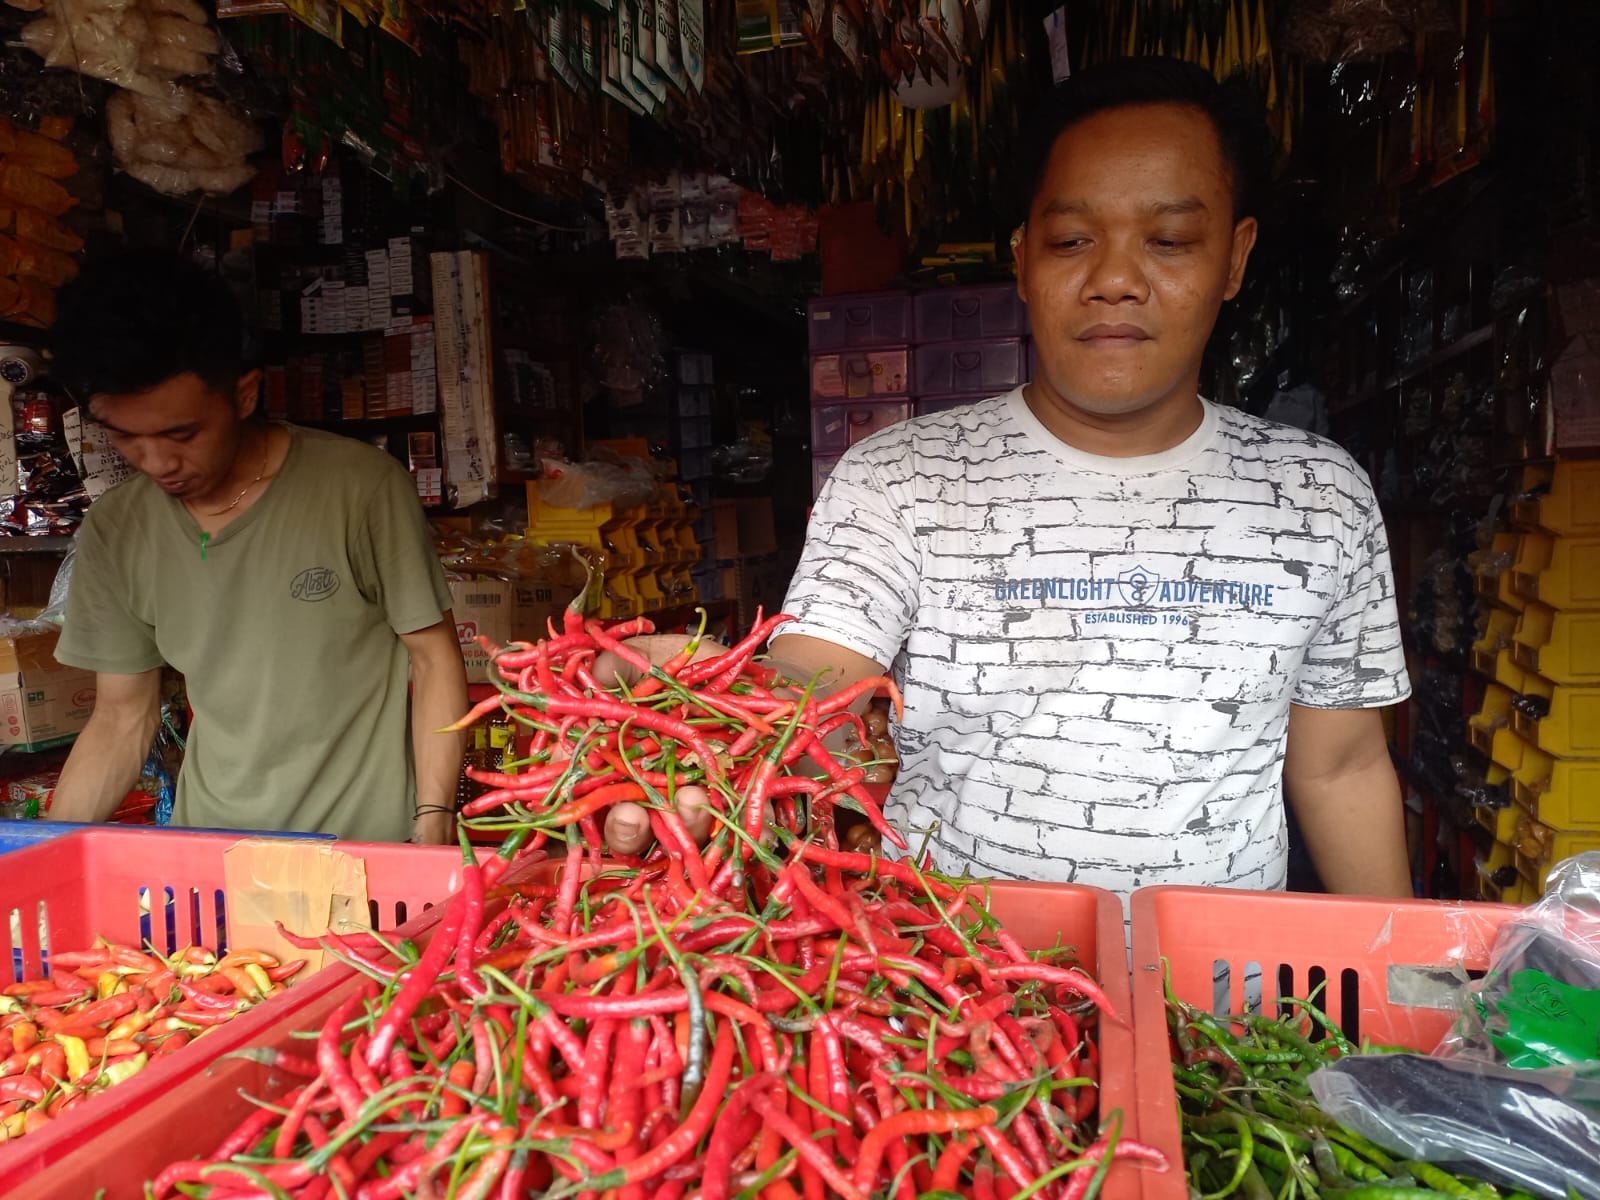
[
  {"left": 912, "top": 283, "right": 1029, "bottom": 343},
  {"left": 1513, "top": 743, "right": 1600, "bottom": 830},
  {"left": 1511, "top": 601, "right": 1600, "bottom": 683},
  {"left": 1511, "top": 530, "right": 1600, "bottom": 609},
  {"left": 812, "top": 452, "right": 841, "bottom": 499},
  {"left": 1509, "top": 675, "right": 1600, "bottom": 757},
  {"left": 806, "top": 290, "right": 913, "bottom": 352},
  {"left": 1510, "top": 460, "right": 1600, "bottom": 536},
  {"left": 1511, "top": 815, "right": 1600, "bottom": 890},
  {"left": 0, "top": 828, "right": 495, "bottom": 1190},
  {"left": 1130, "top": 888, "right": 1523, "bottom": 1200},
  {"left": 12, "top": 878, "right": 1144, "bottom": 1200},
  {"left": 914, "top": 394, "right": 981, "bottom": 417},
  {"left": 809, "top": 347, "right": 912, "bottom": 401}
]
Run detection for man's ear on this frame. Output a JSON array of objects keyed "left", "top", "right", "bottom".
[
  {"left": 1013, "top": 224, "right": 1029, "bottom": 304},
  {"left": 234, "top": 368, "right": 263, "bottom": 420},
  {"left": 1224, "top": 217, "right": 1259, "bottom": 301}
]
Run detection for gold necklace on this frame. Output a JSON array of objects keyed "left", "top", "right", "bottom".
[{"left": 202, "top": 431, "right": 271, "bottom": 517}]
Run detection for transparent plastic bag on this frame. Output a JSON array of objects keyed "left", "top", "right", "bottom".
[
  {"left": 538, "top": 458, "right": 654, "bottom": 511},
  {"left": 1309, "top": 852, "right": 1600, "bottom": 1198},
  {"left": 37, "top": 533, "right": 76, "bottom": 627}
]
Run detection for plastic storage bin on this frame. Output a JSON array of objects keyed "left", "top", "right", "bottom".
[
  {"left": 1510, "top": 460, "right": 1600, "bottom": 536},
  {"left": 1131, "top": 887, "right": 1522, "bottom": 1200},
  {"left": 1510, "top": 813, "right": 1600, "bottom": 889},
  {"left": 1467, "top": 684, "right": 1525, "bottom": 769},
  {"left": 0, "top": 820, "right": 79, "bottom": 858},
  {"left": 1512, "top": 602, "right": 1600, "bottom": 683},
  {"left": 806, "top": 291, "right": 913, "bottom": 351},
  {"left": 12, "top": 879, "right": 1143, "bottom": 1200},
  {"left": 1511, "top": 531, "right": 1600, "bottom": 609},
  {"left": 1510, "top": 674, "right": 1600, "bottom": 756},
  {"left": 1513, "top": 743, "right": 1600, "bottom": 830},
  {"left": 810, "top": 347, "right": 911, "bottom": 401},
  {"left": 1469, "top": 606, "right": 1517, "bottom": 676},
  {"left": 911, "top": 337, "right": 1027, "bottom": 397},
  {"left": 1472, "top": 532, "right": 1518, "bottom": 602},
  {"left": 912, "top": 283, "right": 1029, "bottom": 343},
  {"left": 811, "top": 400, "right": 912, "bottom": 453},
  {"left": 0, "top": 828, "right": 493, "bottom": 1189}
]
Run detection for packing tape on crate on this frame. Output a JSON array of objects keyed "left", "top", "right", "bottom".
[{"left": 223, "top": 840, "right": 371, "bottom": 974}]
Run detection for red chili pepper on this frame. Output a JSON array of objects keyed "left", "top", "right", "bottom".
[
  {"left": 366, "top": 897, "right": 464, "bottom": 1070},
  {"left": 0, "top": 1075, "right": 45, "bottom": 1104},
  {"left": 317, "top": 991, "right": 369, "bottom": 1124}
]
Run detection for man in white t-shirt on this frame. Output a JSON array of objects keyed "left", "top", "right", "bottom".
[{"left": 765, "top": 57, "right": 1413, "bottom": 900}]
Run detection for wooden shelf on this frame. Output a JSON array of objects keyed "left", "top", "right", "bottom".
[
  {"left": 1333, "top": 323, "right": 1495, "bottom": 412},
  {"left": 0, "top": 536, "right": 75, "bottom": 555}
]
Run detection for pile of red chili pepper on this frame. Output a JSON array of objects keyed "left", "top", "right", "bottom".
[
  {"left": 1, "top": 943, "right": 304, "bottom": 1142},
  {"left": 144, "top": 607, "right": 1167, "bottom": 1199}
]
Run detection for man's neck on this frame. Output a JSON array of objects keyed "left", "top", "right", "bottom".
[
  {"left": 1022, "top": 385, "right": 1205, "bottom": 459},
  {"left": 183, "top": 424, "right": 274, "bottom": 528}
]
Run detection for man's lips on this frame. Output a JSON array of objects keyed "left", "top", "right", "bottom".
[{"left": 1076, "top": 324, "right": 1151, "bottom": 343}]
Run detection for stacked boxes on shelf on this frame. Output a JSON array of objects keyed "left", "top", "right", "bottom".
[
  {"left": 696, "top": 498, "right": 779, "bottom": 626},
  {"left": 1468, "top": 461, "right": 1600, "bottom": 899},
  {"left": 807, "top": 284, "right": 1031, "bottom": 498},
  {"left": 525, "top": 475, "right": 700, "bottom": 621}
]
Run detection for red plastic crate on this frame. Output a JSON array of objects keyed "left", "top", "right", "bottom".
[
  {"left": 1130, "top": 887, "right": 1523, "bottom": 1200},
  {"left": 11, "top": 877, "right": 1145, "bottom": 1200},
  {"left": 0, "top": 828, "right": 487, "bottom": 1193}
]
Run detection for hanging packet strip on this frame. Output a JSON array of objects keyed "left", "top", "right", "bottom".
[
  {"left": 657, "top": 0, "right": 687, "bottom": 93},
  {"left": 678, "top": 0, "right": 705, "bottom": 90}
]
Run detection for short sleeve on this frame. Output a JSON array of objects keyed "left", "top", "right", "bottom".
[
  {"left": 780, "top": 447, "right": 919, "bottom": 668},
  {"left": 55, "top": 508, "right": 164, "bottom": 675},
  {"left": 1292, "top": 499, "right": 1412, "bottom": 709},
  {"left": 356, "top": 458, "right": 453, "bottom": 635}
]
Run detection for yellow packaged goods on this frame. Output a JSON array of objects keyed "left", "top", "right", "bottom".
[
  {"left": 8, "top": 128, "right": 78, "bottom": 178},
  {"left": 15, "top": 206, "right": 81, "bottom": 252},
  {"left": 0, "top": 276, "right": 55, "bottom": 327},
  {"left": 0, "top": 233, "right": 77, "bottom": 287},
  {"left": 0, "top": 160, "right": 74, "bottom": 216}
]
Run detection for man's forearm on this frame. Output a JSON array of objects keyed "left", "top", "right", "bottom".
[
  {"left": 1286, "top": 759, "right": 1413, "bottom": 897},
  {"left": 411, "top": 664, "right": 468, "bottom": 816},
  {"left": 49, "top": 709, "right": 159, "bottom": 823}
]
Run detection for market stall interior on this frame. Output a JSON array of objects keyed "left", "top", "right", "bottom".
[{"left": 1, "top": 0, "right": 1600, "bottom": 1196}]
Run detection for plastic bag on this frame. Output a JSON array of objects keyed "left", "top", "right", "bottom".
[
  {"left": 1309, "top": 852, "right": 1600, "bottom": 1198},
  {"left": 37, "top": 532, "right": 75, "bottom": 626},
  {"left": 538, "top": 458, "right": 655, "bottom": 511}
]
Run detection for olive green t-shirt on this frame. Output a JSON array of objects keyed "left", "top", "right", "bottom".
[{"left": 57, "top": 426, "right": 453, "bottom": 841}]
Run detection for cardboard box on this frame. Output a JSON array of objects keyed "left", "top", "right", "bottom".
[
  {"left": 710, "top": 499, "right": 778, "bottom": 562},
  {"left": 0, "top": 629, "right": 96, "bottom": 751},
  {"left": 448, "top": 578, "right": 582, "bottom": 683}
]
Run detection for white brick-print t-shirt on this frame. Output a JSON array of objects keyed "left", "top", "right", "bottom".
[{"left": 783, "top": 389, "right": 1410, "bottom": 899}]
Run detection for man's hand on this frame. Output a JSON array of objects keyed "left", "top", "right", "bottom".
[{"left": 412, "top": 809, "right": 456, "bottom": 845}]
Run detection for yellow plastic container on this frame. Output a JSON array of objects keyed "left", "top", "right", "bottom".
[
  {"left": 1508, "top": 462, "right": 1556, "bottom": 531},
  {"left": 1511, "top": 530, "right": 1600, "bottom": 609},
  {"left": 1468, "top": 685, "right": 1525, "bottom": 768},
  {"left": 1493, "top": 649, "right": 1530, "bottom": 695},
  {"left": 1511, "top": 675, "right": 1600, "bottom": 757},
  {"left": 1511, "top": 602, "right": 1600, "bottom": 683},
  {"left": 1514, "top": 816, "right": 1600, "bottom": 889},
  {"left": 1496, "top": 565, "right": 1528, "bottom": 613},
  {"left": 1475, "top": 802, "right": 1519, "bottom": 843},
  {"left": 1473, "top": 531, "right": 1519, "bottom": 602},
  {"left": 1470, "top": 607, "right": 1518, "bottom": 677},
  {"left": 1514, "top": 460, "right": 1600, "bottom": 536},
  {"left": 1513, "top": 743, "right": 1600, "bottom": 831}
]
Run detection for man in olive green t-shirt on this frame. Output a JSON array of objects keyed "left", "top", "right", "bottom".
[{"left": 46, "top": 250, "right": 469, "bottom": 844}]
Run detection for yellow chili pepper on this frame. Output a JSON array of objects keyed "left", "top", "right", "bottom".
[
  {"left": 0, "top": 1112, "right": 25, "bottom": 1141},
  {"left": 243, "top": 964, "right": 274, "bottom": 999},
  {"left": 97, "top": 1051, "right": 148, "bottom": 1088},
  {"left": 106, "top": 1010, "right": 152, "bottom": 1042},
  {"left": 0, "top": 996, "right": 19, "bottom": 1016},
  {"left": 55, "top": 1033, "right": 90, "bottom": 1081}
]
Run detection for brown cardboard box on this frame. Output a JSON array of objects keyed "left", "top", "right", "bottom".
[
  {"left": 710, "top": 499, "right": 778, "bottom": 562},
  {"left": 0, "top": 628, "right": 96, "bottom": 750},
  {"left": 448, "top": 578, "right": 581, "bottom": 683}
]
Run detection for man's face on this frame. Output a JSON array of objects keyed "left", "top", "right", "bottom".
[
  {"left": 89, "top": 370, "right": 259, "bottom": 501},
  {"left": 1017, "top": 103, "right": 1257, "bottom": 422}
]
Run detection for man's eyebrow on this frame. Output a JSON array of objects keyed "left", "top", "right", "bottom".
[
  {"left": 90, "top": 415, "right": 198, "bottom": 438},
  {"left": 1038, "top": 197, "right": 1209, "bottom": 218},
  {"left": 1149, "top": 197, "right": 1208, "bottom": 216}
]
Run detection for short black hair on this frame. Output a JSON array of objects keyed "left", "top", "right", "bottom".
[
  {"left": 51, "top": 249, "right": 244, "bottom": 399},
  {"left": 1019, "top": 57, "right": 1268, "bottom": 222}
]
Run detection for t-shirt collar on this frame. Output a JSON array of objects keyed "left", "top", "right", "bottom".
[{"left": 1006, "top": 386, "right": 1220, "bottom": 476}]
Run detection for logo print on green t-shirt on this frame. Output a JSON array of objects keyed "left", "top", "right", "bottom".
[{"left": 291, "top": 567, "right": 341, "bottom": 602}]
